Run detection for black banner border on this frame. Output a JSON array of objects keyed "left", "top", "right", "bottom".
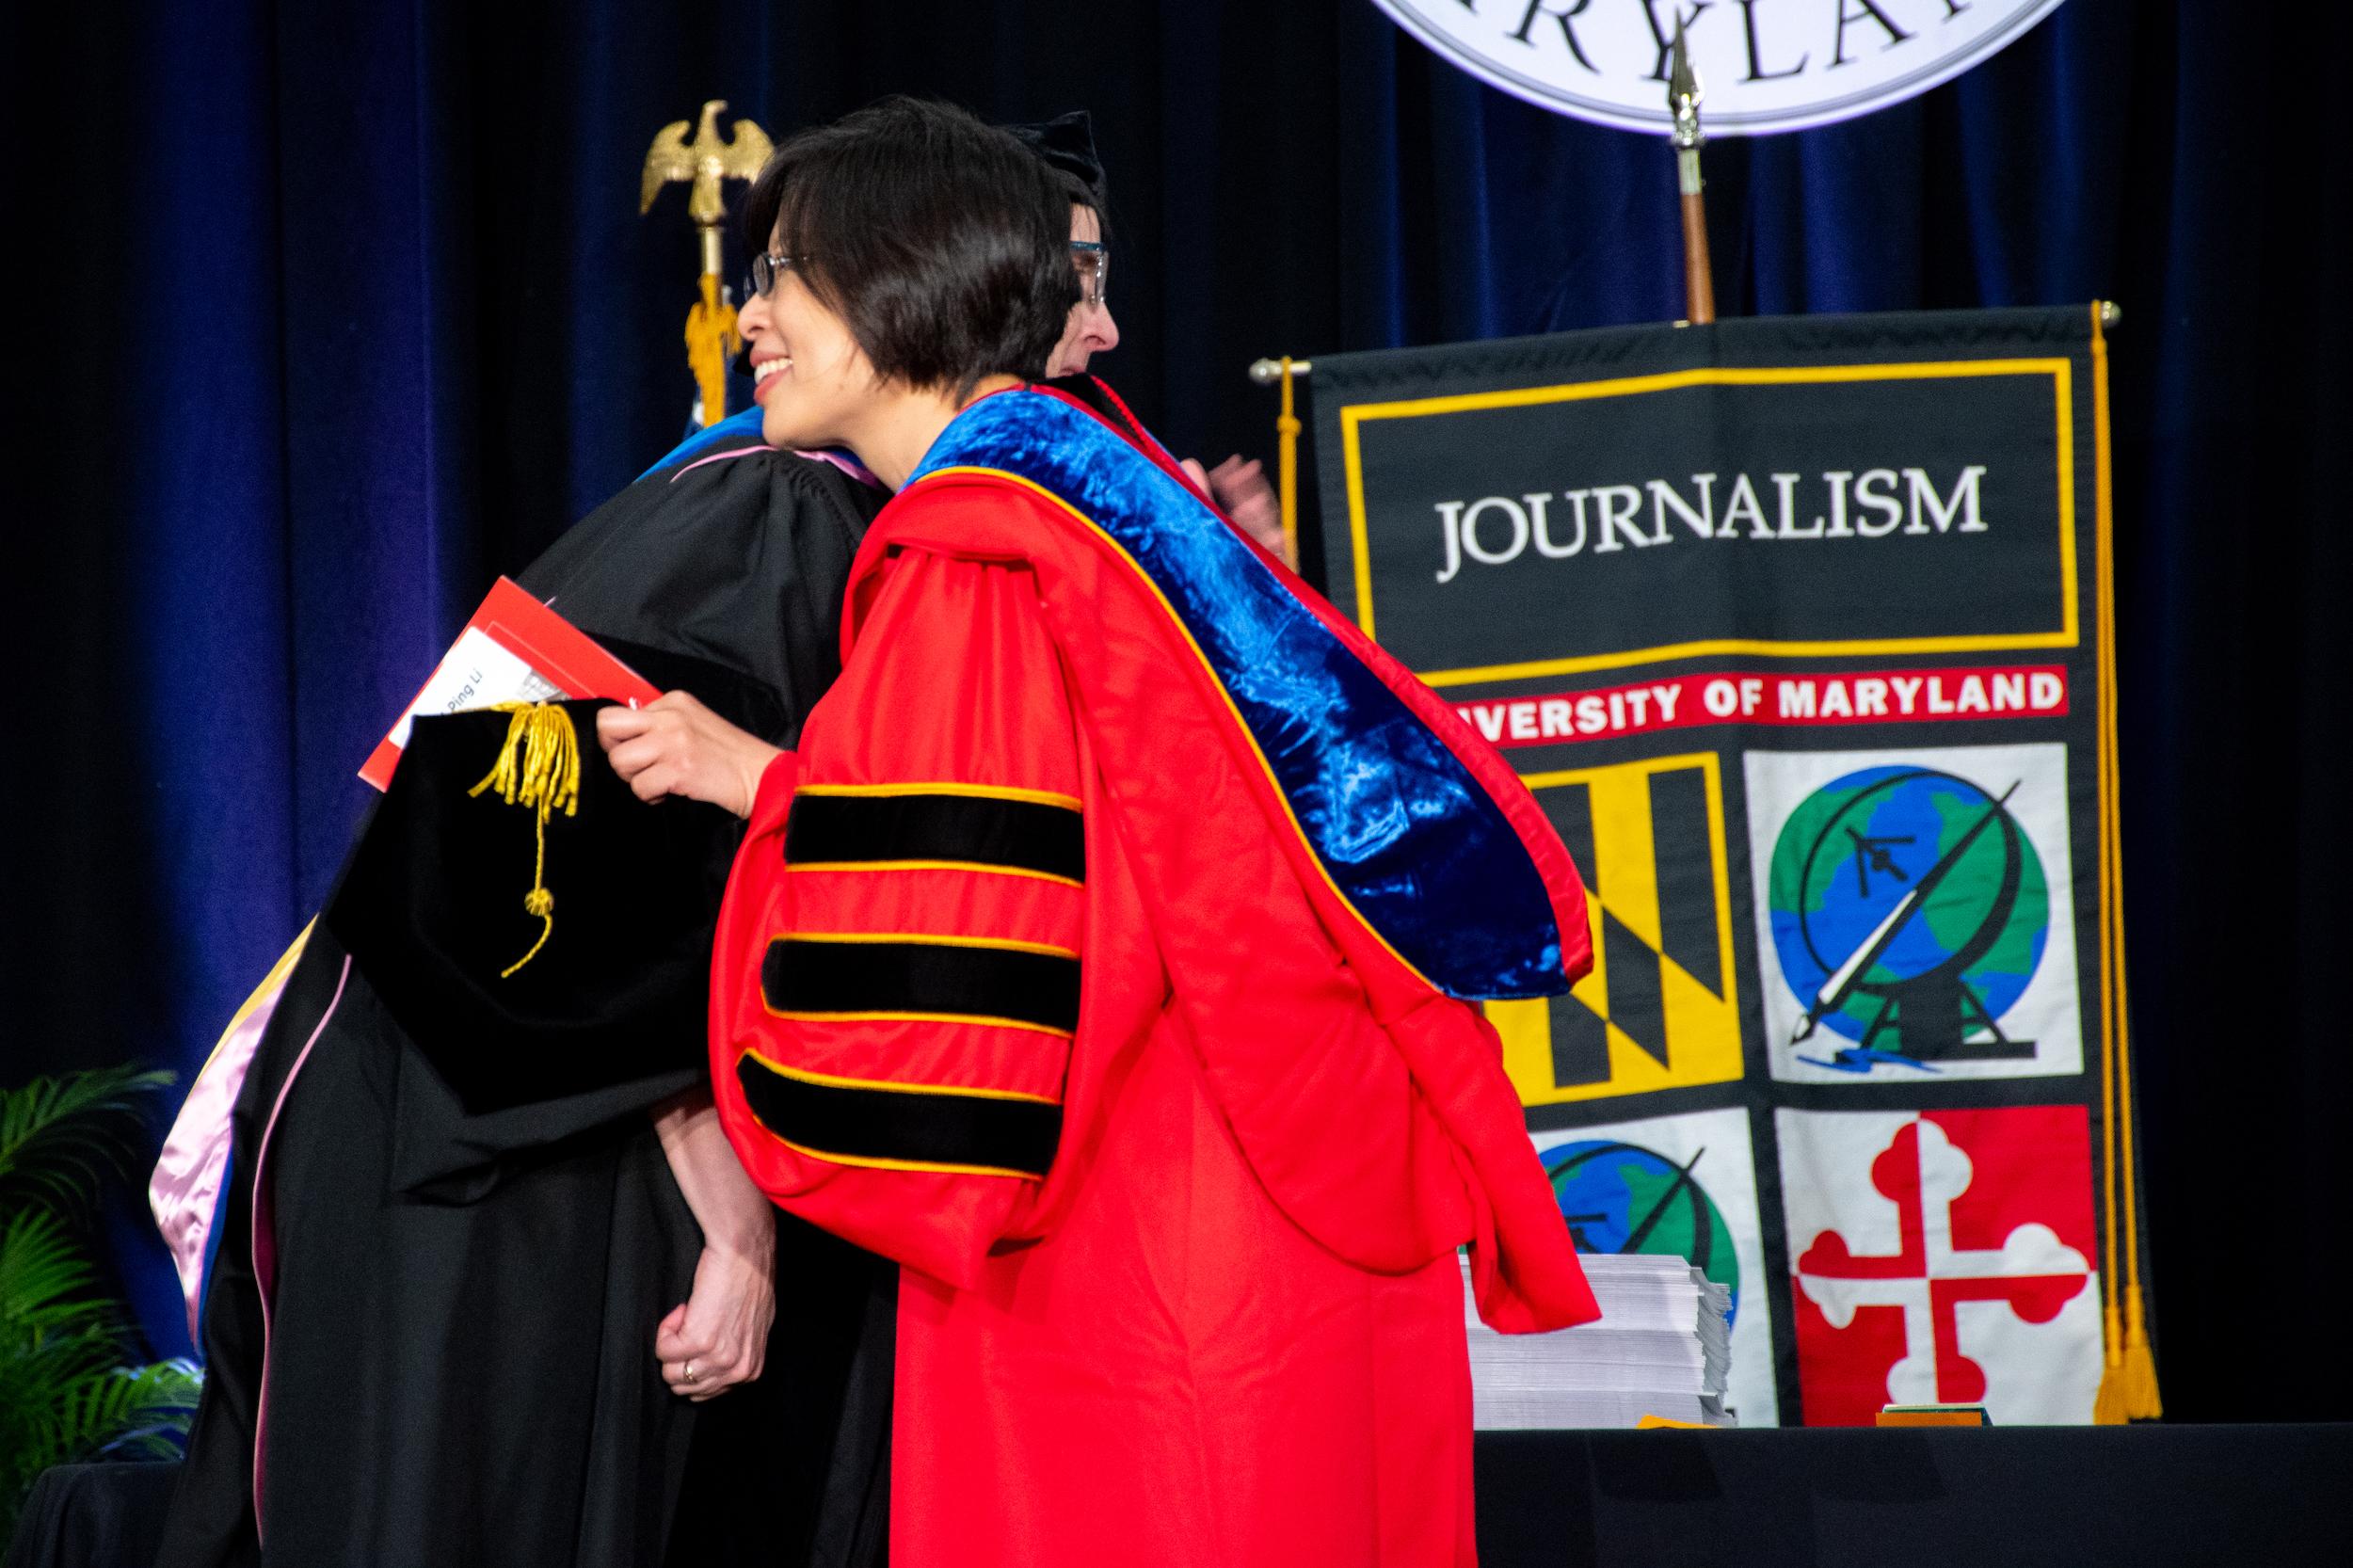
[{"left": 1334, "top": 359, "right": 2084, "bottom": 688}]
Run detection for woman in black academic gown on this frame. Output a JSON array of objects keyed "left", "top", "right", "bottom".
[{"left": 152, "top": 429, "right": 896, "bottom": 1568}]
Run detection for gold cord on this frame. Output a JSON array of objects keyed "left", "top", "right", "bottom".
[
  {"left": 468, "top": 702, "right": 582, "bottom": 978},
  {"left": 2087, "top": 304, "right": 2160, "bottom": 1421}
]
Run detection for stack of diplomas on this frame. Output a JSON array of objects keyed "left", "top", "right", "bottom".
[{"left": 1461, "top": 1253, "right": 1734, "bottom": 1429}]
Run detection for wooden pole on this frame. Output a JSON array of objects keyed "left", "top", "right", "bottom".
[
  {"left": 1669, "top": 22, "right": 1716, "bottom": 326},
  {"left": 1678, "top": 166, "right": 1715, "bottom": 326}
]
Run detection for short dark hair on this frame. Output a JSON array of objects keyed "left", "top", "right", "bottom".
[
  {"left": 1054, "top": 170, "right": 1111, "bottom": 250},
  {"left": 741, "top": 98, "right": 1079, "bottom": 396}
]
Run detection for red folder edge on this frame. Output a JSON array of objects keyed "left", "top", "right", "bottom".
[{"left": 359, "top": 577, "right": 663, "bottom": 791}]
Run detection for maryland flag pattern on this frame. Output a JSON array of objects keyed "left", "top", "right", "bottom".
[{"left": 1489, "top": 754, "right": 1743, "bottom": 1104}]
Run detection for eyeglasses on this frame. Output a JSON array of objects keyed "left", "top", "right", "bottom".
[
  {"left": 1070, "top": 240, "right": 1109, "bottom": 307},
  {"left": 744, "top": 250, "right": 804, "bottom": 298},
  {"left": 746, "top": 243, "right": 1106, "bottom": 305}
]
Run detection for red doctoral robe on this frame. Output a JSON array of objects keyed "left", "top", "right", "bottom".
[{"left": 711, "top": 380, "right": 1596, "bottom": 1567}]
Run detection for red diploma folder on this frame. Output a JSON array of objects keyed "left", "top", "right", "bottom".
[{"left": 359, "top": 577, "right": 663, "bottom": 791}]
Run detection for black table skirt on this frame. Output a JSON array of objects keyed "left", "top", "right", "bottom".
[
  {"left": 1476, "top": 1424, "right": 2353, "bottom": 1568},
  {"left": 11, "top": 1426, "right": 2349, "bottom": 1567},
  {"left": 3, "top": 1463, "right": 180, "bottom": 1568}
]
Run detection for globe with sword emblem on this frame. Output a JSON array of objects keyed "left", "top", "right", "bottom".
[
  {"left": 1767, "top": 764, "right": 2049, "bottom": 1061},
  {"left": 1544, "top": 1139, "right": 1740, "bottom": 1323}
]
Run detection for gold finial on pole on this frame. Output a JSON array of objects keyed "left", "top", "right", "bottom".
[
  {"left": 641, "top": 101, "right": 776, "bottom": 427},
  {"left": 1668, "top": 22, "right": 1716, "bottom": 326}
]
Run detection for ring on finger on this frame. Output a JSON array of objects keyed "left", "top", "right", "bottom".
[{"left": 683, "top": 1361, "right": 699, "bottom": 1384}]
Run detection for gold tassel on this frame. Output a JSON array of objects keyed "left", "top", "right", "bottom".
[
  {"left": 2096, "top": 1288, "right": 2164, "bottom": 1423},
  {"left": 2116, "top": 1284, "right": 2163, "bottom": 1419},
  {"left": 2092, "top": 1301, "right": 2129, "bottom": 1425},
  {"left": 468, "top": 702, "right": 582, "bottom": 978},
  {"left": 684, "top": 267, "right": 739, "bottom": 429}
]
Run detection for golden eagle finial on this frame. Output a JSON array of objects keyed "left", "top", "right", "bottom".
[{"left": 639, "top": 100, "right": 774, "bottom": 226}]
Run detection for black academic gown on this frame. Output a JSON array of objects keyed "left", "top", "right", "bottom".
[{"left": 153, "top": 439, "right": 894, "bottom": 1568}]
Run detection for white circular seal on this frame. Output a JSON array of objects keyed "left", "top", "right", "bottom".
[{"left": 1367, "top": 0, "right": 2070, "bottom": 136}]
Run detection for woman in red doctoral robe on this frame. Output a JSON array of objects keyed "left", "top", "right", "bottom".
[{"left": 598, "top": 98, "right": 1598, "bottom": 1568}]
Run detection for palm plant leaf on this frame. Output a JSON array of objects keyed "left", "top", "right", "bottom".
[
  {"left": 92, "top": 1359, "right": 203, "bottom": 1459},
  {"left": 0, "top": 1354, "right": 200, "bottom": 1539},
  {"left": 0, "top": 1210, "right": 100, "bottom": 1334},
  {"left": 0, "top": 1321, "right": 121, "bottom": 1425},
  {"left": 0, "top": 1281, "right": 124, "bottom": 1528},
  {"left": 40, "top": 1359, "right": 203, "bottom": 1461},
  {"left": 0, "top": 1065, "right": 174, "bottom": 1216},
  {"left": 1, "top": 1066, "right": 199, "bottom": 1538}
]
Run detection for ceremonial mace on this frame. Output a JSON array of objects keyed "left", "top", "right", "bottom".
[
  {"left": 1669, "top": 21, "right": 1716, "bottom": 326},
  {"left": 641, "top": 101, "right": 775, "bottom": 427}
]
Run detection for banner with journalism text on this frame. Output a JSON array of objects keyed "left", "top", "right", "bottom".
[{"left": 1310, "top": 305, "right": 2145, "bottom": 1426}]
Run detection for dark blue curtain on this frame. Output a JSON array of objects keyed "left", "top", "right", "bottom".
[{"left": 4, "top": 0, "right": 2342, "bottom": 1424}]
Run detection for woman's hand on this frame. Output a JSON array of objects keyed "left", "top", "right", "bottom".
[
  {"left": 655, "top": 1240, "right": 776, "bottom": 1401},
  {"left": 596, "top": 691, "right": 779, "bottom": 818},
  {"left": 650, "top": 1091, "right": 778, "bottom": 1401},
  {"left": 1181, "top": 454, "right": 1291, "bottom": 568}
]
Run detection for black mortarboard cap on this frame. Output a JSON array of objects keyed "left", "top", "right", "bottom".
[
  {"left": 1005, "top": 110, "right": 1106, "bottom": 207},
  {"left": 327, "top": 644, "right": 780, "bottom": 1117}
]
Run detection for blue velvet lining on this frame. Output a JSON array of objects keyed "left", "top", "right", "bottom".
[
  {"left": 911, "top": 390, "right": 1566, "bottom": 1000},
  {"left": 636, "top": 408, "right": 764, "bottom": 480}
]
